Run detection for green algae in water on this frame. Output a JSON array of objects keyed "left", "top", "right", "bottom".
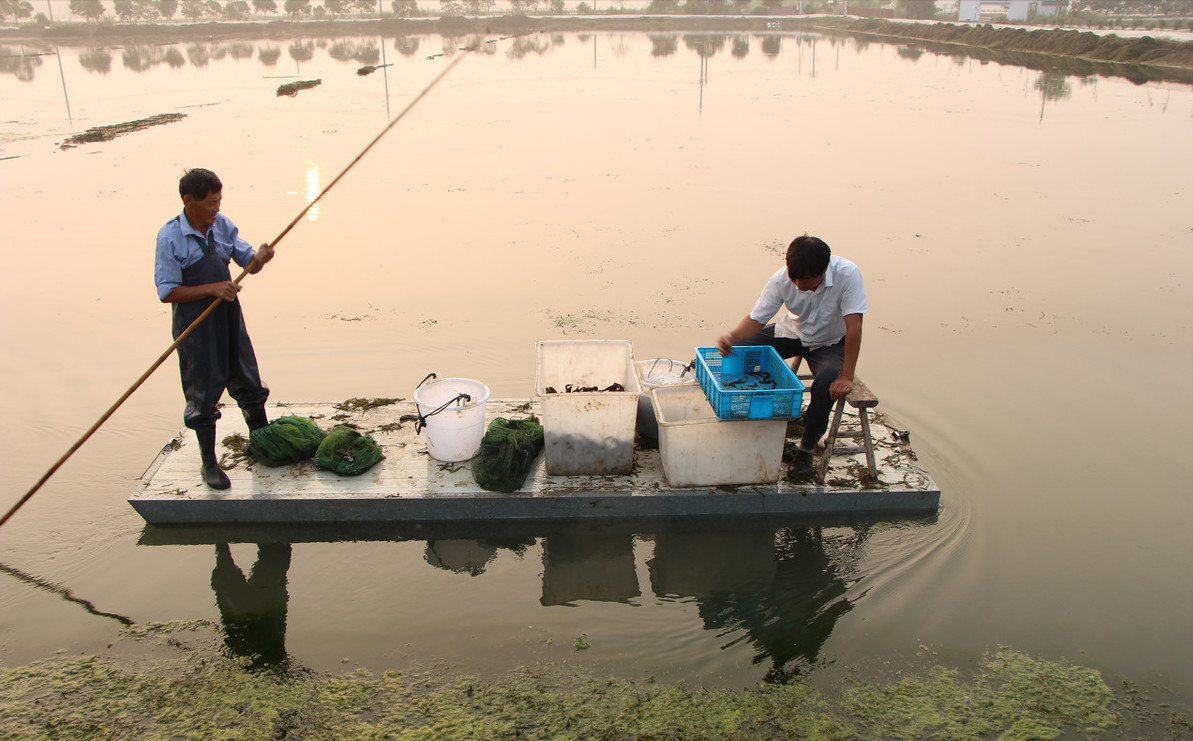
[
  {"left": 841, "top": 649, "right": 1117, "bottom": 741},
  {"left": 276, "top": 79, "right": 321, "bottom": 97},
  {"left": 59, "top": 113, "right": 187, "bottom": 149},
  {"left": 0, "top": 621, "right": 1139, "bottom": 741}
]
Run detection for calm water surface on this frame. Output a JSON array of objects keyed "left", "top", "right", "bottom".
[{"left": 1, "top": 25, "right": 1191, "bottom": 711}]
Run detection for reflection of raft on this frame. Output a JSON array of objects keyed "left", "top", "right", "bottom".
[{"left": 129, "top": 400, "right": 939, "bottom": 526}]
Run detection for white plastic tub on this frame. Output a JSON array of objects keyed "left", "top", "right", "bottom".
[
  {"left": 651, "top": 384, "right": 787, "bottom": 487},
  {"left": 536, "top": 340, "right": 641, "bottom": 476}
]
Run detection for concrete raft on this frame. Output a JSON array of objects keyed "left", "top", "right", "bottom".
[{"left": 129, "top": 400, "right": 940, "bottom": 525}]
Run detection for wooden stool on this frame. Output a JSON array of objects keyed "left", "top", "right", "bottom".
[{"left": 791, "top": 360, "right": 880, "bottom": 485}]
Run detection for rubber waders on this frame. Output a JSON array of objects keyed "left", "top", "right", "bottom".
[
  {"left": 197, "top": 426, "right": 230, "bottom": 490},
  {"left": 243, "top": 405, "right": 269, "bottom": 433}
]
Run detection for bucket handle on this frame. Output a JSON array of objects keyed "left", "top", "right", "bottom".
[{"left": 414, "top": 372, "right": 472, "bottom": 433}]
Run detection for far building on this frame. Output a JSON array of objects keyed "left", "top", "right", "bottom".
[{"left": 958, "top": 0, "right": 1068, "bottom": 22}]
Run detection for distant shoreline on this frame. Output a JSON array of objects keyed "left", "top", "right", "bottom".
[{"left": 3, "top": 14, "right": 1191, "bottom": 82}]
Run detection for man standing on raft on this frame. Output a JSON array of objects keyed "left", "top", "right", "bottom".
[
  {"left": 155, "top": 168, "right": 275, "bottom": 490},
  {"left": 717, "top": 235, "right": 867, "bottom": 480}
]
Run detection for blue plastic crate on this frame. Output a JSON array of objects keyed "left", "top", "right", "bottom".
[{"left": 694, "top": 346, "right": 806, "bottom": 421}]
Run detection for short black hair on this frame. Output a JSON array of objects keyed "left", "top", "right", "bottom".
[
  {"left": 179, "top": 168, "right": 222, "bottom": 200},
  {"left": 786, "top": 235, "right": 831, "bottom": 281}
]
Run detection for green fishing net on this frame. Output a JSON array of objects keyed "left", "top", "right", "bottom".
[
  {"left": 472, "top": 417, "right": 545, "bottom": 493},
  {"left": 314, "top": 425, "right": 385, "bottom": 475},
  {"left": 247, "top": 416, "right": 326, "bottom": 466}
]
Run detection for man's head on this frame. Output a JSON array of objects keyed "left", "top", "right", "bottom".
[
  {"left": 786, "top": 235, "right": 831, "bottom": 292},
  {"left": 179, "top": 168, "right": 223, "bottom": 233}
]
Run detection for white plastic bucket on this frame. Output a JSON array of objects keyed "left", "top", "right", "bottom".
[
  {"left": 414, "top": 377, "right": 491, "bottom": 462},
  {"left": 634, "top": 358, "right": 696, "bottom": 440}
]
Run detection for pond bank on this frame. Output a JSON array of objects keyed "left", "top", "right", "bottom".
[
  {"left": 2, "top": 14, "right": 1191, "bottom": 84},
  {"left": 5, "top": 620, "right": 1177, "bottom": 741},
  {"left": 814, "top": 16, "right": 1193, "bottom": 83},
  {"left": 1, "top": 14, "right": 1190, "bottom": 64}
]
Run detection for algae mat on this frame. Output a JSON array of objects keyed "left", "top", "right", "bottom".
[{"left": 2, "top": 620, "right": 1185, "bottom": 740}]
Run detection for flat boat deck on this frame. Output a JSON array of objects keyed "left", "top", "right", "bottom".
[{"left": 130, "top": 400, "right": 940, "bottom": 525}]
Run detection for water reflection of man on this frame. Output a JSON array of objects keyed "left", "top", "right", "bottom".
[
  {"left": 649, "top": 525, "right": 863, "bottom": 684},
  {"left": 717, "top": 235, "right": 867, "bottom": 480},
  {"left": 154, "top": 168, "right": 275, "bottom": 490},
  {"left": 211, "top": 543, "right": 292, "bottom": 672}
]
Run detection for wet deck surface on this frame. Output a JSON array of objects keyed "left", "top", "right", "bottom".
[{"left": 130, "top": 400, "right": 940, "bottom": 525}]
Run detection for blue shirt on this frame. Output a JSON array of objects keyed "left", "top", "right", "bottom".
[{"left": 154, "top": 212, "right": 256, "bottom": 301}]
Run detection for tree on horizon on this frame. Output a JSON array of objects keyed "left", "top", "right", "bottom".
[{"left": 69, "top": 0, "right": 107, "bottom": 20}]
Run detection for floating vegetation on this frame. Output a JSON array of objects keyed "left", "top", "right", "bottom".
[
  {"left": 59, "top": 113, "right": 186, "bottom": 149},
  {"left": 334, "top": 397, "right": 401, "bottom": 413},
  {"left": 356, "top": 63, "right": 391, "bottom": 76},
  {"left": 275, "top": 78, "right": 321, "bottom": 97},
  {"left": 0, "top": 622, "right": 1145, "bottom": 741}
]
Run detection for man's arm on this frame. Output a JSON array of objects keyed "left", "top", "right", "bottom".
[
  {"left": 161, "top": 282, "right": 241, "bottom": 304},
  {"left": 162, "top": 242, "right": 274, "bottom": 303},
  {"left": 717, "top": 316, "right": 765, "bottom": 355},
  {"left": 829, "top": 313, "right": 863, "bottom": 400}
]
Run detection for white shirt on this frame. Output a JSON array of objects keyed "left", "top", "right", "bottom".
[{"left": 748, "top": 255, "right": 868, "bottom": 349}]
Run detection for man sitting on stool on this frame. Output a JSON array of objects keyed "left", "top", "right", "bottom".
[{"left": 716, "top": 235, "right": 867, "bottom": 480}]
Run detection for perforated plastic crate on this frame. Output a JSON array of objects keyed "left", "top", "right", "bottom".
[{"left": 694, "top": 346, "right": 805, "bottom": 420}]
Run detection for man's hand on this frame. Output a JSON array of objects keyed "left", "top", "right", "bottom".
[
  {"left": 210, "top": 281, "right": 242, "bottom": 302},
  {"left": 718, "top": 317, "right": 765, "bottom": 355},
  {"left": 248, "top": 242, "right": 275, "bottom": 274},
  {"left": 829, "top": 376, "right": 854, "bottom": 401}
]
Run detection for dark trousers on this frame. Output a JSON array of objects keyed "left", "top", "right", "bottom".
[
  {"left": 175, "top": 299, "right": 269, "bottom": 430},
  {"left": 739, "top": 325, "right": 845, "bottom": 451}
]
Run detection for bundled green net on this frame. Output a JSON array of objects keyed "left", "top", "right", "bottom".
[
  {"left": 472, "top": 417, "right": 544, "bottom": 493},
  {"left": 314, "top": 425, "right": 385, "bottom": 475},
  {"left": 247, "top": 416, "right": 326, "bottom": 466}
]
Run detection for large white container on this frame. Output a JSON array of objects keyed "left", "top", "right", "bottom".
[
  {"left": 634, "top": 358, "right": 697, "bottom": 440},
  {"left": 414, "top": 377, "right": 491, "bottom": 462},
  {"left": 536, "top": 340, "right": 641, "bottom": 476},
  {"left": 651, "top": 384, "right": 786, "bottom": 487}
]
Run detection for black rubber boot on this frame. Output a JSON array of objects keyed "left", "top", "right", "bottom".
[
  {"left": 785, "top": 448, "right": 815, "bottom": 482},
  {"left": 243, "top": 405, "right": 269, "bottom": 433},
  {"left": 197, "top": 427, "right": 230, "bottom": 490}
]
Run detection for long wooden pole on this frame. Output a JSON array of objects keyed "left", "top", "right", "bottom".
[{"left": 1, "top": 48, "right": 475, "bottom": 531}]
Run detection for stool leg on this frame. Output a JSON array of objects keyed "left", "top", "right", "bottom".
[
  {"left": 859, "top": 407, "right": 877, "bottom": 479},
  {"left": 815, "top": 398, "right": 846, "bottom": 485}
]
